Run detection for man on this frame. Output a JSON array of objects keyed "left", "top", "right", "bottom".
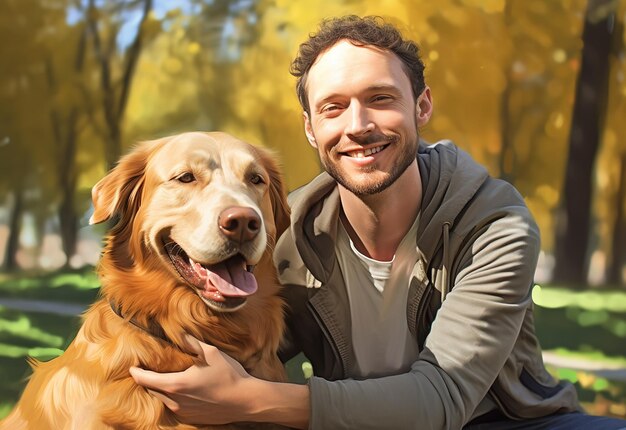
[{"left": 131, "top": 16, "right": 626, "bottom": 429}]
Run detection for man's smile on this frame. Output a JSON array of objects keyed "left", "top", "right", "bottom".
[{"left": 342, "top": 144, "right": 390, "bottom": 158}]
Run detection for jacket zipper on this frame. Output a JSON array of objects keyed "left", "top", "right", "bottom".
[
  {"left": 307, "top": 300, "right": 345, "bottom": 378},
  {"left": 414, "top": 280, "right": 433, "bottom": 350}
]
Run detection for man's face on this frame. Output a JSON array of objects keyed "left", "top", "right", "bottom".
[{"left": 303, "top": 40, "right": 431, "bottom": 196}]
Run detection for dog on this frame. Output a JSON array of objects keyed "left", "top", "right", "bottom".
[{"left": 0, "top": 132, "right": 291, "bottom": 429}]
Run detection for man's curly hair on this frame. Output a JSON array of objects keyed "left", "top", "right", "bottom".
[{"left": 290, "top": 15, "right": 426, "bottom": 115}]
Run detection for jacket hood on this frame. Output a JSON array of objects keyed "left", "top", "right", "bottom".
[{"left": 274, "top": 140, "right": 489, "bottom": 286}]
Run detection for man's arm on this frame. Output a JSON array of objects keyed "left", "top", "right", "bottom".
[
  {"left": 130, "top": 336, "right": 310, "bottom": 429},
  {"left": 305, "top": 209, "right": 540, "bottom": 429}
]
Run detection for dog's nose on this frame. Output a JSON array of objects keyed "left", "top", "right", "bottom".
[{"left": 218, "top": 206, "right": 262, "bottom": 243}]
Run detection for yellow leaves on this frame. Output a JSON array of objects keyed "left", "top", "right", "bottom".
[
  {"left": 553, "top": 112, "right": 564, "bottom": 130},
  {"left": 443, "top": 70, "right": 459, "bottom": 88},
  {"left": 460, "top": 0, "right": 505, "bottom": 14},
  {"left": 610, "top": 402, "right": 626, "bottom": 416},
  {"left": 163, "top": 57, "right": 183, "bottom": 74},
  {"left": 440, "top": 6, "right": 470, "bottom": 26},
  {"left": 536, "top": 185, "right": 560, "bottom": 208},
  {"left": 187, "top": 42, "right": 201, "bottom": 55},
  {"left": 544, "top": 111, "right": 566, "bottom": 138},
  {"left": 430, "top": 115, "right": 455, "bottom": 135},
  {"left": 577, "top": 371, "right": 596, "bottom": 389},
  {"left": 426, "top": 32, "right": 440, "bottom": 46},
  {"left": 117, "top": 0, "right": 626, "bottom": 224},
  {"left": 552, "top": 49, "right": 567, "bottom": 64},
  {"left": 164, "top": 8, "right": 182, "bottom": 20},
  {"left": 141, "top": 12, "right": 162, "bottom": 41},
  {"left": 603, "top": 129, "right": 618, "bottom": 149},
  {"left": 363, "top": 1, "right": 408, "bottom": 21}
]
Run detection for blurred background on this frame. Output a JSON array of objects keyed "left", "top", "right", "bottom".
[{"left": 1, "top": 0, "right": 625, "bottom": 420}]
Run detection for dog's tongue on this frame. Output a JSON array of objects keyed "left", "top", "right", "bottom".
[{"left": 205, "top": 256, "right": 257, "bottom": 297}]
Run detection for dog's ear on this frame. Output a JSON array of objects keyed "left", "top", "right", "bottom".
[
  {"left": 254, "top": 146, "right": 291, "bottom": 239},
  {"left": 90, "top": 140, "right": 156, "bottom": 225}
]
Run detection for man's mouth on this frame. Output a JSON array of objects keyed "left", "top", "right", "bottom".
[
  {"left": 164, "top": 242, "right": 257, "bottom": 312},
  {"left": 342, "top": 142, "right": 392, "bottom": 159}
]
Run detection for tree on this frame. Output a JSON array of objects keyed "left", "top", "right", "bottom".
[
  {"left": 607, "top": 152, "right": 626, "bottom": 284},
  {"left": 0, "top": 0, "right": 57, "bottom": 269},
  {"left": 553, "top": 0, "right": 615, "bottom": 285},
  {"left": 45, "top": 16, "right": 90, "bottom": 265},
  {"left": 86, "top": 0, "right": 155, "bottom": 169},
  {"left": 53, "top": 0, "right": 156, "bottom": 263},
  {"left": 2, "top": 190, "right": 24, "bottom": 271}
]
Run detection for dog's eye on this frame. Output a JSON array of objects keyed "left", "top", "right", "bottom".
[
  {"left": 250, "top": 174, "right": 265, "bottom": 185},
  {"left": 177, "top": 172, "right": 196, "bottom": 183}
]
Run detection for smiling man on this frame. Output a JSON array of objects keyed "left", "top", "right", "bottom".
[{"left": 130, "top": 16, "right": 626, "bottom": 430}]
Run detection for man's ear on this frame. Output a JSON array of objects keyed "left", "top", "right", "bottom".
[
  {"left": 416, "top": 86, "right": 434, "bottom": 127},
  {"left": 303, "top": 112, "right": 317, "bottom": 148}
]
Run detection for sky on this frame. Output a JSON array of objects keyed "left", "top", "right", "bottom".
[{"left": 65, "top": 0, "right": 201, "bottom": 50}]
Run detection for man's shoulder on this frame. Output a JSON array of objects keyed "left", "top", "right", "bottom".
[
  {"left": 420, "top": 138, "right": 528, "bottom": 207},
  {"left": 287, "top": 172, "right": 335, "bottom": 206},
  {"left": 418, "top": 138, "right": 457, "bottom": 155}
]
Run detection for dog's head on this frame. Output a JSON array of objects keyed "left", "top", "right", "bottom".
[{"left": 91, "top": 132, "right": 289, "bottom": 313}]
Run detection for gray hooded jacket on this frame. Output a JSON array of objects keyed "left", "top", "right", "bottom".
[{"left": 274, "top": 140, "right": 580, "bottom": 429}]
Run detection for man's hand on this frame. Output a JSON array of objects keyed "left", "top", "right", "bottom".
[
  {"left": 129, "top": 335, "right": 310, "bottom": 428},
  {"left": 129, "top": 335, "right": 253, "bottom": 425}
]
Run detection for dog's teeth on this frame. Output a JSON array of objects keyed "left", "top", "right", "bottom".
[{"left": 246, "top": 265, "right": 255, "bottom": 273}]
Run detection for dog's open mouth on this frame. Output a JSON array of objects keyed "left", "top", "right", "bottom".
[{"left": 164, "top": 242, "right": 257, "bottom": 311}]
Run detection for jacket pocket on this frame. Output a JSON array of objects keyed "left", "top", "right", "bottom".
[{"left": 519, "top": 367, "right": 564, "bottom": 399}]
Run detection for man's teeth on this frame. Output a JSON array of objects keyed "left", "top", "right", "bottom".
[{"left": 348, "top": 145, "right": 385, "bottom": 158}]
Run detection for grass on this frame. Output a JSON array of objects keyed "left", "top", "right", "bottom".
[
  {"left": 0, "top": 268, "right": 100, "bottom": 303},
  {"left": 0, "top": 272, "right": 624, "bottom": 420},
  {"left": 0, "top": 270, "right": 93, "bottom": 416},
  {"left": 531, "top": 284, "right": 626, "bottom": 417},
  {"left": 0, "top": 307, "right": 85, "bottom": 416}
]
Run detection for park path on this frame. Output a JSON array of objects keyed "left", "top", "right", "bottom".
[
  {"left": 1, "top": 297, "right": 625, "bottom": 380},
  {"left": 0, "top": 297, "right": 87, "bottom": 316}
]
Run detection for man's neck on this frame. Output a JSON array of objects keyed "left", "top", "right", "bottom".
[{"left": 339, "top": 160, "right": 422, "bottom": 261}]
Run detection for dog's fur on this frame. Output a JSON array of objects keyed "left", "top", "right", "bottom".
[{"left": 1, "top": 132, "right": 290, "bottom": 430}]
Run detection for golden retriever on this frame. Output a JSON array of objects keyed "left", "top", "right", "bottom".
[{"left": 0, "top": 132, "right": 290, "bottom": 430}]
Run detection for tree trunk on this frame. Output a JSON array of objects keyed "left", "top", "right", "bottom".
[
  {"left": 46, "top": 22, "right": 86, "bottom": 265},
  {"left": 59, "top": 187, "right": 78, "bottom": 265},
  {"left": 498, "top": 79, "right": 515, "bottom": 183},
  {"left": 552, "top": 0, "right": 614, "bottom": 285},
  {"left": 58, "top": 110, "right": 80, "bottom": 265},
  {"left": 498, "top": 0, "right": 515, "bottom": 184},
  {"left": 606, "top": 152, "right": 626, "bottom": 285},
  {"left": 3, "top": 190, "right": 24, "bottom": 271},
  {"left": 88, "top": 0, "right": 153, "bottom": 169}
]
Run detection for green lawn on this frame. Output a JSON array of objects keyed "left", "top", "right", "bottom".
[
  {"left": 532, "top": 285, "right": 626, "bottom": 417},
  {"left": 0, "top": 272, "right": 625, "bottom": 419}
]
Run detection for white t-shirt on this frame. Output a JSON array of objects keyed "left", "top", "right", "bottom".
[{"left": 336, "top": 215, "right": 421, "bottom": 378}]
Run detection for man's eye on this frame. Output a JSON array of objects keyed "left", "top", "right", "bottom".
[
  {"left": 177, "top": 172, "right": 196, "bottom": 183},
  {"left": 321, "top": 104, "right": 341, "bottom": 113},
  {"left": 371, "top": 95, "right": 392, "bottom": 103},
  {"left": 250, "top": 174, "right": 265, "bottom": 185}
]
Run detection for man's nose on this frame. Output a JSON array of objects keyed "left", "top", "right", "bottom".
[{"left": 345, "top": 102, "right": 374, "bottom": 137}]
